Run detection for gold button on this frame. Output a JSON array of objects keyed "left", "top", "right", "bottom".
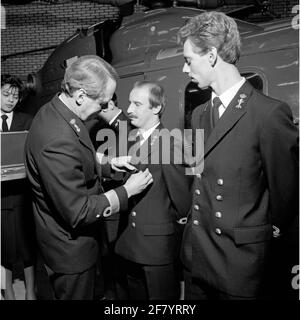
[
  {"left": 195, "top": 189, "right": 201, "bottom": 195},
  {"left": 193, "top": 220, "right": 199, "bottom": 226},
  {"left": 196, "top": 174, "right": 201, "bottom": 178},
  {"left": 215, "top": 228, "right": 222, "bottom": 235},
  {"left": 131, "top": 211, "right": 136, "bottom": 217},
  {"left": 217, "top": 179, "right": 224, "bottom": 186},
  {"left": 215, "top": 212, "right": 222, "bottom": 218},
  {"left": 96, "top": 214, "right": 101, "bottom": 218},
  {"left": 216, "top": 195, "right": 223, "bottom": 201},
  {"left": 132, "top": 222, "right": 136, "bottom": 228},
  {"left": 194, "top": 204, "right": 199, "bottom": 211}
]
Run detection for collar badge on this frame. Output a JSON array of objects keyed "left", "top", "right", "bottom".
[{"left": 235, "top": 93, "right": 247, "bottom": 109}]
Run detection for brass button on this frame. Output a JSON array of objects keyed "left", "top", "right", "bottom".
[
  {"left": 196, "top": 173, "right": 201, "bottom": 178},
  {"left": 132, "top": 222, "right": 136, "bottom": 228},
  {"left": 194, "top": 204, "right": 199, "bottom": 211},
  {"left": 217, "top": 179, "right": 224, "bottom": 186},
  {"left": 215, "top": 228, "right": 222, "bottom": 235},
  {"left": 215, "top": 211, "right": 222, "bottom": 218},
  {"left": 193, "top": 220, "right": 199, "bottom": 226},
  {"left": 131, "top": 211, "right": 136, "bottom": 217},
  {"left": 216, "top": 195, "right": 223, "bottom": 201},
  {"left": 195, "top": 189, "right": 201, "bottom": 195},
  {"left": 96, "top": 214, "right": 101, "bottom": 218}
]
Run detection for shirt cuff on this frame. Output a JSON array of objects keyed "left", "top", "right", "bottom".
[{"left": 103, "top": 189, "right": 120, "bottom": 216}]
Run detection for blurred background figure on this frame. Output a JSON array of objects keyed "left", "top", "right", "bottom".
[{"left": 1, "top": 74, "right": 36, "bottom": 300}]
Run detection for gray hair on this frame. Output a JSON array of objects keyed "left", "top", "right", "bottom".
[{"left": 61, "top": 55, "right": 118, "bottom": 99}]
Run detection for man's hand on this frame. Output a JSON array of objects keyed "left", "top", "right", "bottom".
[
  {"left": 111, "top": 156, "right": 137, "bottom": 172},
  {"left": 124, "top": 169, "right": 153, "bottom": 198}
]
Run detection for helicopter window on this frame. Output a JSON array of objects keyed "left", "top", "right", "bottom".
[
  {"left": 184, "top": 73, "right": 264, "bottom": 129},
  {"left": 242, "top": 73, "right": 264, "bottom": 92}
]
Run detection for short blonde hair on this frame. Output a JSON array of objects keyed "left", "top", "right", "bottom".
[{"left": 178, "top": 11, "right": 241, "bottom": 65}]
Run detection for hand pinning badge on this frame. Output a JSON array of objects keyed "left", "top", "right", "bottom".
[
  {"left": 235, "top": 93, "right": 247, "bottom": 109},
  {"left": 70, "top": 118, "right": 80, "bottom": 133}
]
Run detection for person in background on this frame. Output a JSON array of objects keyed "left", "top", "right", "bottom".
[
  {"left": 114, "top": 81, "right": 192, "bottom": 300},
  {"left": 178, "top": 11, "right": 299, "bottom": 299},
  {"left": 24, "top": 55, "right": 153, "bottom": 300},
  {"left": 1, "top": 74, "right": 36, "bottom": 300}
]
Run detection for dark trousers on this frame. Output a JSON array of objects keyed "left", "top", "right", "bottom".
[
  {"left": 183, "top": 268, "right": 255, "bottom": 300},
  {"left": 116, "top": 257, "right": 180, "bottom": 300},
  {"left": 45, "top": 264, "right": 97, "bottom": 300}
]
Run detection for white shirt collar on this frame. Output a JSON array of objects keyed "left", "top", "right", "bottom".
[
  {"left": 211, "top": 77, "right": 246, "bottom": 108},
  {"left": 138, "top": 122, "right": 160, "bottom": 144},
  {"left": 108, "top": 109, "right": 122, "bottom": 125}
]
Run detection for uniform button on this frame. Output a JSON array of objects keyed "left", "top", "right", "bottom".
[
  {"left": 194, "top": 204, "right": 199, "bottom": 211},
  {"left": 216, "top": 195, "right": 223, "bottom": 201},
  {"left": 131, "top": 211, "right": 136, "bottom": 217},
  {"left": 195, "top": 189, "right": 201, "bottom": 195},
  {"left": 215, "top": 228, "right": 222, "bottom": 235},
  {"left": 193, "top": 220, "right": 199, "bottom": 226},
  {"left": 215, "top": 211, "right": 222, "bottom": 218},
  {"left": 96, "top": 214, "right": 101, "bottom": 218},
  {"left": 132, "top": 222, "right": 136, "bottom": 228},
  {"left": 217, "top": 179, "right": 224, "bottom": 186},
  {"left": 196, "top": 174, "right": 201, "bottom": 178}
]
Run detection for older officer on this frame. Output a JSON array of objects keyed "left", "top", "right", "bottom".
[
  {"left": 178, "top": 12, "right": 299, "bottom": 299},
  {"left": 25, "top": 55, "right": 153, "bottom": 300}
]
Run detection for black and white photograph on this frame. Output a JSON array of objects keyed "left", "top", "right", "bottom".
[{"left": 0, "top": 0, "right": 299, "bottom": 308}]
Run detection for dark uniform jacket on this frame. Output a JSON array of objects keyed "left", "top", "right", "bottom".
[
  {"left": 115, "top": 123, "right": 193, "bottom": 265},
  {"left": 181, "top": 81, "right": 299, "bottom": 297},
  {"left": 24, "top": 94, "right": 128, "bottom": 274}
]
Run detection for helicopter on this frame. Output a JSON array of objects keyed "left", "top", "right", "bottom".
[{"left": 22, "top": 0, "right": 299, "bottom": 131}]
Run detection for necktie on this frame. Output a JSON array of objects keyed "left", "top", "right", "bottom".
[
  {"left": 1, "top": 114, "right": 9, "bottom": 132},
  {"left": 212, "top": 96, "right": 222, "bottom": 127}
]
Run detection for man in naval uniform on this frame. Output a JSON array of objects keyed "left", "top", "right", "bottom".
[
  {"left": 24, "top": 55, "right": 153, "bottom": 300},
  {"left": 178, "top": 12, "right": 299, "bottom": 299}
]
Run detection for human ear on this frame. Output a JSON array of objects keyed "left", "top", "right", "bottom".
[
  {"left": 152, "top": 105, "right": 162, "bottom": 115},
  {"left": 209, "top": 47, "right": 218, "bottom": 67},
  {"left": 75, "top": 89, "right": 86, "bottom": 105}
]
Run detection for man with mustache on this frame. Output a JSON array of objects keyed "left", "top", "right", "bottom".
[{"left": 114, "top": 81, "right": 192, "bottom": 300}]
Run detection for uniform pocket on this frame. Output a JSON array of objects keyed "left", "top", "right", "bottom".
[{"left": 233, "top": 223, "right": 273, "bottom": 245}]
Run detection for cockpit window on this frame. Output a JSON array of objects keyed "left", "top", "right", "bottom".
[{"left": 184, "top": 73, "right": 264, "bottom": 129}]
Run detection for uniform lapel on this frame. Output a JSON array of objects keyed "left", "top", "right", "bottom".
[
  {"left": 200, "top": 101, "right": 213, "bottom": 144},
  {"left": 204, "top": 81, "right": 253, "bottom": 156},
  {"left": 130, "top": 123, "right": 162, "bottom": 169},
  {"left": 9, "top": 112, "right": 20, "bottom": 131}
]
